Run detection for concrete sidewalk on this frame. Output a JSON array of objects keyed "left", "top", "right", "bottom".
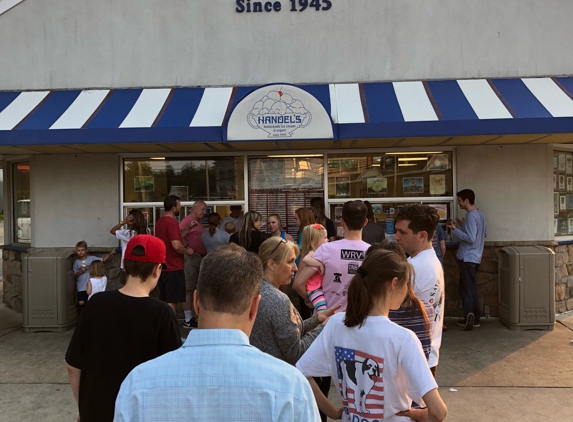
[{"left": 1, "top": 288, "right": 572, "bottom": 421}]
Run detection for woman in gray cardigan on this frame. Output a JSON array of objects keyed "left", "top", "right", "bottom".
[{"left": 250, "top": 237, "right": 336, "bottom": 365}]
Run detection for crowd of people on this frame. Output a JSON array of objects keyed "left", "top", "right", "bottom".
[{"left": 65, "top": 190, "right": 486, "bottom": 422}]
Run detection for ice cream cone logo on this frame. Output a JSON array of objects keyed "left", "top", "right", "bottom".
[{"left": 247, "top": 89, "right": 312, "bottom": 137}]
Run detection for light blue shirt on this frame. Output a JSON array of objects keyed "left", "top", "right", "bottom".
[
  {"left": 114, "top": 329, "right": 321, "bottom": 422},
  {"left": 201, "top": 228, "right": 231, "bottom": 253},
  {"left": 454, "top": 208, "right": 486, "bottom": 264}
]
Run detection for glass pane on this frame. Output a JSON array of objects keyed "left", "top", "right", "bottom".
[
  {"left": 248, "top": 156, "right": 324, "bottom": 236},
  {"left": 123, "top": 157, "right": 244, "bottom": 203},
  {"left": 13, "top": 162, "right": 31, "bottom": 243},
  {"left": 327, "top": 152, "right": 453, "bottom": 199},
  {"left": 553, "top": 151, "right": 573, "bottom": 236},
  {"left": 329, "top": 201, "right": 451, "bottom": 242}
]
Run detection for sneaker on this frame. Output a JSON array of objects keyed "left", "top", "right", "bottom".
[
  {"left": 456, "top": 319, "right": 466, "bottom": 327},
  {"left": 474, "top": 322, "right": 481, "bottom": 328},
  {"left": 183, "top": 317, "right": 198, "bottom": 329},
  {"left": 464, "top": 313, "right": 475, "bottom": 331}
]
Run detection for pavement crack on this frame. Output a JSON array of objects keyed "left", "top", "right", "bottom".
[
  {"left": 0, "top": 326, "right": 22, "bottom": 338},
  {"left": 556, "top": 320, "right": 573, "bottom": 332}
]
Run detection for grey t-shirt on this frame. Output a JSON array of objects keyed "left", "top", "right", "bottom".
[
  {"left": 73, "top": 256, "right": 103, "bottom": 292},
  {"left": 201, "top": 229, "right": 231, "bottom": 254}
]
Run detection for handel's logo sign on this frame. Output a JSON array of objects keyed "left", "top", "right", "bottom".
[
  {"left": 247, "top": 88, "right": 312, "bottom": 138},
  {"left": 227, "top": 83, "right": 334, "bottom": 141}
]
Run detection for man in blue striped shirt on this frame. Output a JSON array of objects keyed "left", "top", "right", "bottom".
[
  {"left": 114, "top": 243, "right": 321, "bottom": 422},
  {"left": 447, "top": 189, "right": 487, "bottom": 332}
]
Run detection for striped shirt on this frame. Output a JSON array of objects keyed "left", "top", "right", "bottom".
[{"left": 389, "top": 302, "right": 435, "bottom": 360}]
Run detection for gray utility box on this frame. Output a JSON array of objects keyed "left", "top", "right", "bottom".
[
  {"left": 23, "top": 249, "right": 77, "bottom": 332},
  {"left": 498, "top": 246, "right": 555, "bottom": 331}
]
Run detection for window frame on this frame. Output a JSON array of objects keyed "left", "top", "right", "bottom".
[
  {"left": 552, "top": 145, "right": 573, "bottom": 241},
  {"left": 118, "top": 147, "right": 457, "bottom": 235}
]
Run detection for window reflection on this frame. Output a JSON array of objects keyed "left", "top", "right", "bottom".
[
  {"left": 327, "top": 152, "right": 453, "bottom": 198},
  {"left": 123, "top": 157, "right": 245, "bottom": 203},
  {"left": 13, "top": 162, "right": 31, "bottom": 243}
]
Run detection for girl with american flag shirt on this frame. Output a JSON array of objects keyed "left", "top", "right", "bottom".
[{"left": 297, "top": 248, "right": 447, "bottom": 422}]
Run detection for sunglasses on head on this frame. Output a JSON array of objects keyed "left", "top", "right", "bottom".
[{"left": 270, "top": 237, "right": 288, "bottom": 255}]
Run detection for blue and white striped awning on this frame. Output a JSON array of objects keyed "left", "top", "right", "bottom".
[{"left": 1, "top": 77, "right": 572, "bottom": 146}]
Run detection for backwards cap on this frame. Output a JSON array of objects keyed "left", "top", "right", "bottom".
[{"left": 124, "top": 234, "right": 166, "bottom": 268}]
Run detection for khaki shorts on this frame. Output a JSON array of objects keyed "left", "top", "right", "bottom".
[{"left": 184, "top": 254, "right": 202, "bottom": 291}]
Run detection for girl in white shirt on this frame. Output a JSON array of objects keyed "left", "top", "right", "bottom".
[
  {"left": 109, "top": 209, "right": 150, "bottom": 283},
  {"left": 86, "top": 260, "right": 107, "bottom": 300},
  {"left": 296, "top": 248, "right": 447, "bottom": 422}
]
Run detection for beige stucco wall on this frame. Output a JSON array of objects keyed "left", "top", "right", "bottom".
[
  {"left": 0, "top": 0, "right": 572, "bottom": 90},
  {"left": 455, "top": 144, "right": 553, "bottom": 242},
  {"left": 30, "top": 154, "right": 119, "bottom": 247}
]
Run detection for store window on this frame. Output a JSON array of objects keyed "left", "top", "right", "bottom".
[
  {"left": 13, "top": 161, "right": 31, "bottom": 244},
  {"left": 123, "top": 157, "right": 245, "bottom": 233},
  {"left": 327, "top": 152, "right": 454, "bottom": 240},
  {"left": 124, "top": 157, "right": 244, "bottom": 203},
  {"left": 553, "top": 151, "right": 573, "bottom": 236},
  {"left": 248, "top": 155, "right": 324, "bottom": 238}
]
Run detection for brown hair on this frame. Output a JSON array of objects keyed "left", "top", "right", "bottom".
[
  {"left": 310, "top": 197, "right": 327, "bottom": 226},
  {"left": 342, "top": 200, "right": 367, "bottom": 230},
  {"left": 89, "top": 260, "right": 106, "bottom": 278},
  {"left": 207, "top": 212, "right": 221, "bottom": 237},
  {"left": 236, "top": 211, "right": 262, "bottom": 249},
  {"left": 366, "top": 240, "right": 430, "bottom": 334},
  {"left": 295, "top": 208, "right": 315, "bottom": 239},
  {"left": 364, "top": 200, "right": 376, "bottom": 223},
  {"left": 75, "top": 240, "right": 88, "bottom": 249},
  {"left": 344, "top": 248, "right": 410, "bottom": 328},
  {"left": 128, "top": 209, "right": 148, "bottom": 235},
  {"left": 198, "top": 243, "right": 263, "bottom": 315},
  {"left": 394, "top": 204, "right": 439, "bottom": 241},
  {"left": 457, "top": 189, "right": 476, "bottom": 205}
]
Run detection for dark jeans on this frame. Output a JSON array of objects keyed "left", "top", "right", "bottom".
[
  {"left": 298, "top": 296, "right": 312, "bottom": 320},
  {"left": 457, "top": 259, "right": 481, "bottom": 323}
]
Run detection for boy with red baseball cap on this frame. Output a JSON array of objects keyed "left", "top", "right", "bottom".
[{"left": 65, "top": 235, "right": 182, "bottom": 422}]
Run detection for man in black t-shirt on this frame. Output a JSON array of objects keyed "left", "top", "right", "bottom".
[{"left": 65, "top": 235, "right": 182, "bottom": 422}]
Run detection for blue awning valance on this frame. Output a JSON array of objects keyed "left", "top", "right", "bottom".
[{"left": 1, "top": 77, "right": 572, "bottom": 146}]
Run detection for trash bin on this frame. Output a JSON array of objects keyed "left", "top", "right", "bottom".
[
  {"left": 23, "top": 249, "right": 77, "bottom": 332},
  {"left": 498, "top": 246, "right": 555, "bottom": 331}
]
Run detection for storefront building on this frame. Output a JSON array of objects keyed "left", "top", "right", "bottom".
[{"left": 1, "top": 0, "right": 573, "bottom": 317}]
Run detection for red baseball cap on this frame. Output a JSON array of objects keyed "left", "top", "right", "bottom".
[{"left": 124, "top": 235, "right": 166, "bottom": 268}]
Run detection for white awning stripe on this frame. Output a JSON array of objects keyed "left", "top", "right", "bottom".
[
  {"left": 50, "top": 90, "right": 110, "bottom": 129},
  {"left": 328, "top": 84, "right": 339, "bottom": 123},
  {"left": 457, "top": 79, "right": 512, "bottom": 119},
  {"left": 119, "top": 89, "right": 171, "bottom": 128},
  {"left": 0, "top": 91, "right": 50, "bottom": 130},
  {"left": 393, "top": 81, "right": 438, "bottom": 122},
  {"left": 190, "top": 87, "right": 233, "bottom": 127},
  {"left": 333, "top": 84, "right": 365, "bottom": 124},
  {"left": 0, "top": 0, "right": 24, "bottom": 16},
  {"left": 522, "top": 78, "right": 573, "bottom": 118}
]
